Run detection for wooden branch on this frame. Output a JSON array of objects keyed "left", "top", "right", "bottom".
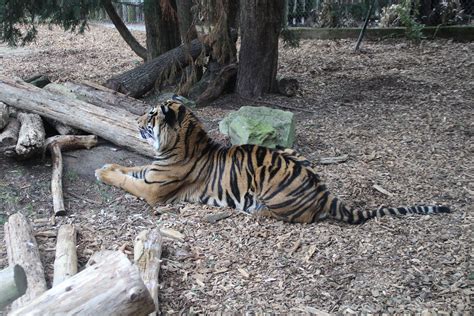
[
  {"left": 0, "top": 76, "right": 156, "bottom": 158},
  {"left": 15, "top": 112, "right": 45, "bottom": 158},
  {"left": 10, "top": 251, "right": 156, "bottom": 316},
  {"left": 196, "top": 63, "right": 237, "bottom": 107},
  {"left": 4, "top": 213, "right": 47, "bottom": 310},
  {"left": 45, "top": 135, "right": 98, "bottom": 216},
  {"left": 0, "top": 102, "right": 8, "bottom": 130},
  {"left": 53, "top": 224, "right": 78, "bottom": 287},
  {"left": 204, "top": 211, "right": 233, "bottom": 224},
  {"left": 134, "top": 229, "right": 162, "bottom": 316},
  {"left": 317, "top": 155, "right": 349, "bottom": 165},
  {"left": 0, "top": 265, "right": 27, "bottom": 310},
  {"left": 0, "top": 118, "right": 20, "bottom": 156}
]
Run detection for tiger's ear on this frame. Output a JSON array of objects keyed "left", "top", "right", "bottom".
[{"left": 161, "top": 105, "right": 176, "bottom": 126}]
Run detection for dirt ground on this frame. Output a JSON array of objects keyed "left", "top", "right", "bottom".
[{"left": 0, "top": 25, "right": 472, "bottom": 314}]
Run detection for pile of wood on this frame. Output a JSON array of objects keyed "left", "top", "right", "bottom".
[{"left": 2, "top": 213, "right": 163, "bottom": 315}]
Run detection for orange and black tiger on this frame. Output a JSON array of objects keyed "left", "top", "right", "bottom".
[{"left": 95, "top": 96, "right": 450, "bottom": 224}]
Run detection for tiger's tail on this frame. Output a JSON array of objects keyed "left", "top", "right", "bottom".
[{"left": 325, "top": 197, "right": 450, "bottom": 224}]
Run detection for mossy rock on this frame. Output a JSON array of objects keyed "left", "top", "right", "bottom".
[{"left": 219, "top": 106, "right": 295, "bottom": 148}]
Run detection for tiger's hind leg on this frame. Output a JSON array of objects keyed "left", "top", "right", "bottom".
[{"left": 95, "top": 164, "right": 159, "bottom": 205}]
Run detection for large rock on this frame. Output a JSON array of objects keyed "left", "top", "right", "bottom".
[{"left": 219, "top": 106, "right": 295, "bottom": 148}]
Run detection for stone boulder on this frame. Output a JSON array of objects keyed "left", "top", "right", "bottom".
[{"left": 219, "top": 106, "right": 295, "bottom": 148}]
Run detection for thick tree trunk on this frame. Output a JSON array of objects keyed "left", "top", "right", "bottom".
[
  {"left": 236, "top": 0, "right": 284, "bottom": 98},
  {"left": 144, "top": 0, "right": 181, "bottom": 61},
  {"left": 4, "top": 213, "right": 47, "bottom": 310},
  {"left": 105, "top": 38, "right": 208, "bottom": 98},
  {"left": 10, "top": 251, "right": 156, "bottom": 316},
  {"left": 0, "top": 76, "right": 156, "bottom": 158},
  {"left": 195, "top": 63, "right": 237, "bottom": 106},
  {"left": 102, "top": 0, "right": 147, "bottom": 60},
  {"left": 53, "top": 224, "right": 78, "bottom": 286},
  {"left": 176, "top": 0, "right": 197, "bottom": 43},
  {"left": 0, "top": 265, "right": 27, "bottom": 310}
]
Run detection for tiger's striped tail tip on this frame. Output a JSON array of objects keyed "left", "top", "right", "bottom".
[{"left": 435, "top": 205, "right": 451, "bottom": 213}]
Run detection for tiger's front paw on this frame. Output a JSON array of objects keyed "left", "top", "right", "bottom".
[{"left": 95, "top": 164, "right": 121, "bottom": 184}]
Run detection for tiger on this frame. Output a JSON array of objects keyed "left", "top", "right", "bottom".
[{"left": 95, "top": 96, "right": 450, "bottom": 224}]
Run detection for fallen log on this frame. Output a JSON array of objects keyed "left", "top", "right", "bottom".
[
  {"left": 0, "top": 265, "right": 27, "bottom": 310},
  {"left": 4, "top": 213, "right": 47, "bottom": 310},
  {"left": 15, "top": 112, "right": 45, "bottom": 158},
  {"left": 0, "top": 76, "right": 156, "bottom": 158},
  {"left": 53, "top": 224, "right": 78, "bottom": 286},
  {"left": 105, "top": 38, "right": 208, "bottom": 98},
  {"left": 10, "top": 251, "right": 155, "bottom": 316},
  {"left": 134, "top": 229, "right": 162, "bottom": 316},
  {"left": 46, "top": 81, "right": 149, "bottom": 116},
  {"left": 0, "top": 102, "right": 8, "bottom": 130},
  {"left": 0, "top": 118, "right": 20, "bottom": 156},
  {"left": 44, "top": 135, "right": 98, "bottom": 216}
]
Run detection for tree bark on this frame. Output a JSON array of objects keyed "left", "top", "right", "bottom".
[
  {"left": 176, "top": 0, "right": 197, "bottom": 43},
  {"left": 105, "top": 38, "right": 208, "bottom": 98},
  {"left": 134, "top": 229, "right": 162, "bottom": 316},
  {"left": 10, "top": 251, "right": 156, "bottom": 316},
  {"left": 144, "top": 0, "right": 181, "bottom": 61},
  {"left": 4, "top": 213, "right": 47, "bottom": 310},
  {"left": 0, "top": 76, "right": 156, "bottom": 158},
  {"left": 53, "top": 224, "right": 78, "bottom": 286},
  {"left": 236, "top": 0, "right": 284, "bottom": 98},
  {"left": 0, "top": 265, "right": 27, "bottom": 310},
  {"left": 15, "top": 112, "right": 45, "bottom": 158},
  {"left": 102, "top": 0, "right": 147, "bottom": 60},
  {"left": 45, "top": 135, "right": 98, "bottom": 216},
  {"left": 196, "top": 63, "right": 237, "bottom": 106}
]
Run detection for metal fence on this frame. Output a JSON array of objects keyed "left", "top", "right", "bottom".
[{"left": 286, "top": 0, "right": 474, "bottom": 27}]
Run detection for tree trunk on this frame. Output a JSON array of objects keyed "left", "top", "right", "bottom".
[
  {"left": 236, "top": 0, "right": 284, "bottom": 98},
  {"left": 195, "top": 63, "right": 237, "bottom": 106},
  {"left": 102, "top": 0, "right": 147, "bottom": 60},
  {"left": 0, "top": 76, "right": 156, "bottom": 158},
  {"left": 144, "top": 0, "right": 181, "bottom": 61},
  {"left": 176, "top": 0, "right": 197, "bottom": 43},
  {"left": 0, "top": 265, "right": 27, "bottom": 310},
  {"left": 9, "top": 251, "right": 156, "bottom": 316},
  {"left": 53, "top": 224, "right": 78, "bottom": 286},
  {"left": 105, "top": 38, "right": 208, "bottom": 98},
  {"left": 4, "top": 213, "right": 47, "bottom": 310}
]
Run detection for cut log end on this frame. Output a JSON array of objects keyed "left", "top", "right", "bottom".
[
  {"left": 276, "top": 77, "right": 299, "bottom": 97},
  {"left": 0, "top": 264, "right": 28, "bottom": 310},
  {"left": 16, "top": 112, "right": 46, "bottom": 158}
]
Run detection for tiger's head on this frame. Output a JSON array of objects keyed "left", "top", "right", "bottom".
[{"left": 138, "top": 96, "right": 207, "bottom": 154}]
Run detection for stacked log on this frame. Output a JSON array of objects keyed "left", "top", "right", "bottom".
[{"left": 4, "top": 213, "right": 48, "bottom": 310}]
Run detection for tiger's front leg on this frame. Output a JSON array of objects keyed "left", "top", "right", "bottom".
[{"left": 95, "top": 164, "right": 160, "bottom": 205}]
